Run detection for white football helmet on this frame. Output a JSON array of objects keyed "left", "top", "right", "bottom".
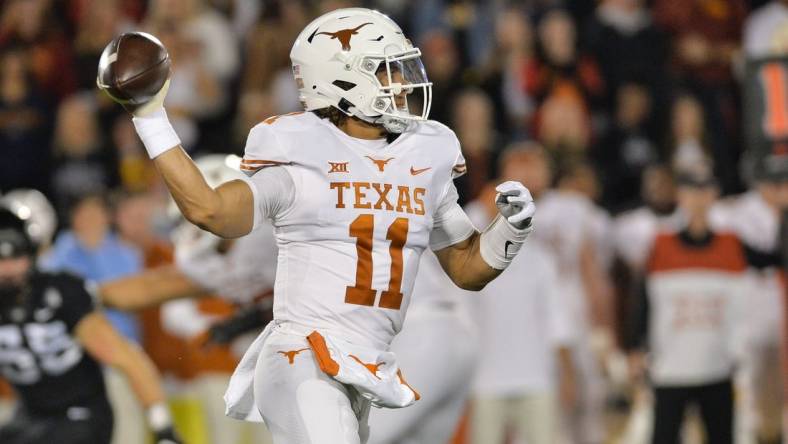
[
  {"left": 290, "top": 8, "right": 432, "bottom": 133},
  {"left": 0, "top": 189, "right": 57, "bottom": 248}
]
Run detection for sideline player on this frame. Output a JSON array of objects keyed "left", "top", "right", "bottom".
[
  {"left": 101, "top": 154, "right": 278, "bottom": 444},
  {"left": 0, "top": 207, "right": 181, "bottom": 444},
  {"left": 98, "top": 7, "right": 536, "bottom": 443},
  {"left": 709, "top": 161, "right": 788, "bottom": 442},
  {"left": 366, "top": 250, "right": 478, "bottom": 444},
  {"left": 100, "top": 154, "right": 279, "bottom": 312}
]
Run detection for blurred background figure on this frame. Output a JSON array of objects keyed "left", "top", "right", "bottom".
[
  {"left": 582, "top": 0, "right": 668, "bottom": 115},
  {"left": 593, "top": 82, "right": 659, "bottom": 212},
  {"left": 653, "top": 0, "right": 746, "bottom": 195},
  {"left": 39, "top": 192, "right": 146, "bottom": 444},
  {"left": 0, "top": 188, "right": 59, "bottom": 426},
  {"left": 668, "top": 93, "right": 711, "bottom": 173},
  {"left": 50, "top": 94, "right": 119, "bottom": 219},
  {"left": 709, "top": 159, "right": 788, "bottom": 444},
  {"left": 478, "top": 6, "right": 536, "bottom": 136},
  {"left": 465, "top": 143, "right": 575, "bottom": 444},
  {"left": 744, "top": 0, "right": 788, "bottom": 59},
  {"left": 98, "top": 155, "right": 278, "bottom": 444},
  {"left": 71, "top": 0, "right": 136, "bottom": 91},
  {"left": 420, "top": 31, "right": 463, "bottom": 126},
  {"left": 613, "top": 164, "right": 680, "bottom": 274},
  {"left": 0, "top": 45, "right": 54, "bottom": 194},
  {"left": 366, "top": 250, "right": 477, "bottom": 444},
  {"left": 535, "top": 158, "right": 614, "bottom": 444},
  {"left": 627, "top": 165, "right": 746, "bottom": 444},
  {"left": 451, "top": 88, "right": 502, "bottom": 205}
]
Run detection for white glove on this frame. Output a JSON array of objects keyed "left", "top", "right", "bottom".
[
  {"left": 132, "top": 78, "right": 170, "bottom": 117},
  {"left": 127, "top": 79, "right": 180, "bottom": 158},
  {"left": 495, "top": 181, "right": 535, "bottom": 229}
]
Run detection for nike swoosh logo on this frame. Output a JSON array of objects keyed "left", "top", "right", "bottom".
[
  {"left": 504, "top": 240, "right": 513, "bottom": 258},
  {"left": 410, "top": 166, "right": 431, "bottom": 176}
]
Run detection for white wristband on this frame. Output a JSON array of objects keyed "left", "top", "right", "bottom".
[
  {"left": 132, "top": 107, "right": 181, "bottom": 159},
  {"left": 147, "top": 402, "right": 172, "bottom": 431},
  {"left": 479, "top": 214, "right": 533, "bottom": 270}
]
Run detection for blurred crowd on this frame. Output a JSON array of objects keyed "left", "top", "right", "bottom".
[{"left": 1, "top": 0, "right": 788, "bottom": 443}]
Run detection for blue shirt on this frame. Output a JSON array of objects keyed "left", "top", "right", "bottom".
[{"left": 40, "top": 231, "right": 143, "bottom": 342}]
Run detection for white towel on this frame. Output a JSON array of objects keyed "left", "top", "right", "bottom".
[
  {"left": 306, "top": 331, "right": 419, "bottom": 409},
  {"left": 223, "top": 323, "right": 419, "bottom": 423},
  {"left": 224, "top": 322, "right": 273, "bottom": 422}
]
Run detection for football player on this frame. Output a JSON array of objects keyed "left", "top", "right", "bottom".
[
  {"left": 101, "top": 155, "right": 279, "bottom": 313},
  {"left": 366, "top": 250, "right": 478, "bottom": 444},
  {"left": 0, "top": 207, "right": 181, "bottom": 444},
  {"left": 99, "top": 8, "right": 535, "bottom": 443},
  {"left": 100, "top": 155, "right": 278, "bottom": 443},
  {"left": 534, "top": 162, "right": 612, "bottom": 444},
  {"left": 709, "top": 161, "right": 788, "bottom": 443}
]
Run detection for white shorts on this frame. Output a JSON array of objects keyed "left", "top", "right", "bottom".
[{"left": 253, "top": 325, "right": 372, "bottom": 444}]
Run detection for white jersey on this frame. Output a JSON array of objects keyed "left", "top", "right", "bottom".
[
  {"left": 241, "top": 112, "right": 471, "bottom": 349},
  {"left": 532, "top": 191, "right": 594, "bottom": 275},
  {"left": 531, "top": 190, "right": 596, "bottom": 341},
  {"left": 709, "top": 190, "right": 779, "bottom": 253},
  {"left": 743, "top": 1, "right": 788, "bottom": 58},
  {"left": 709, "top": 190, "right": 784, "bottom": 347},
  {"left": 613, "top": 207, "right": 682, "bottom": 271},
  {"left": 466, "top": 203, "right": 572, "bottom": 395},
  {"left": 175, "top": 222, "right": 279, "bottom": 304}
]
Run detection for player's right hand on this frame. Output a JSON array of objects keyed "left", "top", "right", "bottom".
[{"left": 127, "top": 78, "right": 170, "bottom": 117}]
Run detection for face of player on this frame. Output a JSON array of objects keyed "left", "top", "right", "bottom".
[
  {"left": 642, "top": 166, "right": 676, "bottom": 214},
  {"left": 677, "top": 185, "right": 718, "bottom": 222},
  {"left": 0, "top": 255, "right": 32, "bottom": 300},
  {"left": 757, "top": 180, "right": 788, "bottom": 210},
  {"left": 502, "top": 151, "right": 551, "bottom": 197},
  {"left": 376, "top": 66, "right": 409, "bottom": 111},
  {"left": 71, "top": 197, "right": 110, "bottom": 248}
]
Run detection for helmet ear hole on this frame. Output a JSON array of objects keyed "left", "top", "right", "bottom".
[{"left": 332, "top": 80, "right": 357, "bottom": 91}]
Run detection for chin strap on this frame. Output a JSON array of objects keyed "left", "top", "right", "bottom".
[
  {"left": 350, "top": 111, "right": 409, "bottom": 134},
  {"left": 378, "top": 115, "right": 410, "bottom": 133},
  {"left": 331, "top": 99, "right": 411, "bottom": 134}
]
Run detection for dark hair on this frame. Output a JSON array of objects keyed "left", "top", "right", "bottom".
[
  {"left": 66, "top": 189, "right": 111, "bottom": 220},
  {"left": 312, "top": 106, "right": 397, "bottom": 142},
  {"left": 312, "top": 107, "right": 349, "bottom": 127}
]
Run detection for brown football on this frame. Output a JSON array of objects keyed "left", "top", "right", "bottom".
[{"left": 97, "top": 32, "right": 170, "bottom": 106}]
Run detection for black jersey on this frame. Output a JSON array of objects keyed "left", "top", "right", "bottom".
[{"left": 0, "top": 271, "right": 106, "bottom": 414}]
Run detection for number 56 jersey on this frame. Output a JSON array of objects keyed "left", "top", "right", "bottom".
[{"left": 241, "top": 112, "right": 470, "bottom": 350}]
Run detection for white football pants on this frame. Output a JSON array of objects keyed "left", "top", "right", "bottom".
[{"left": 254, "top": 327, "right": 371, "bottom": 444}]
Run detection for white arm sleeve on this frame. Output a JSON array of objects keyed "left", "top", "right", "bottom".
[
  {"left": 429, "top": 182, "right": 477, "bottom": 251},
  {"left": 241, "top": 165, "right": 296, "bottom": 230}
]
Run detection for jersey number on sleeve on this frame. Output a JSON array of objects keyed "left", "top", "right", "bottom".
[{"left": 345, "top": 214, "right": 408, "bottom": 310}]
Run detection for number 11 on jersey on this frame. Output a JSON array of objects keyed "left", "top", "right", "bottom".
[{"left": 345, "top": 214, "right": 409, "bottom": 310}]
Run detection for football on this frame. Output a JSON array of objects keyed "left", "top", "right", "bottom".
[{"left": 96, "top": 32, "right": 170, "bottom": 107}]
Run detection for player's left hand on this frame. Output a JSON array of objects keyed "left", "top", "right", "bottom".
[
  {"left": 495, "top": 181, "right": 535, "bottom": 229},
  {"left": 153, "top": 426, "right": 182, "bottom": 444}
]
